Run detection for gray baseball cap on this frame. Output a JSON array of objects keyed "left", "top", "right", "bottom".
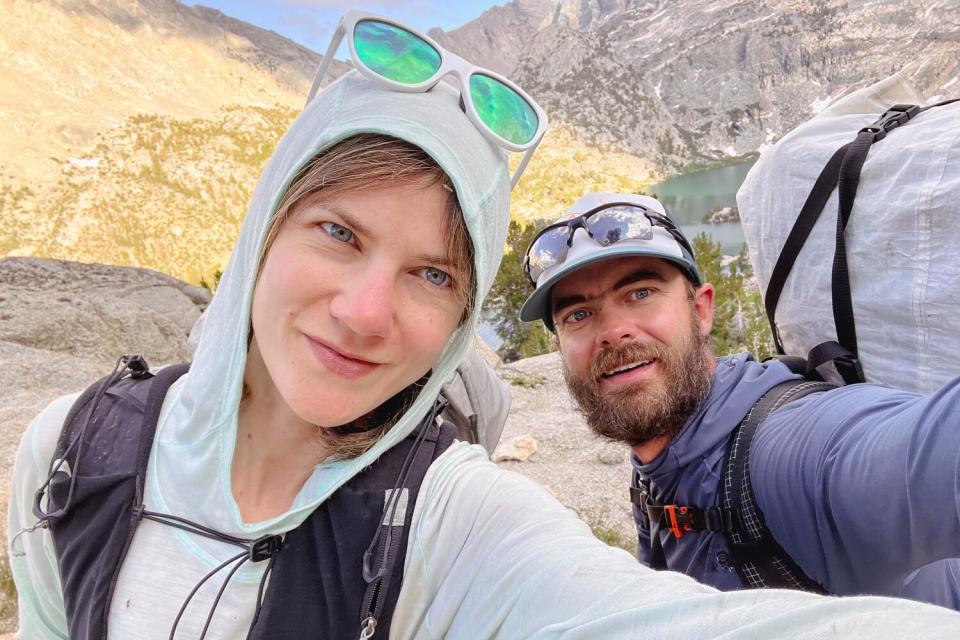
[{"left": 519, "top": 192, "right": 701, "bottom": 329}]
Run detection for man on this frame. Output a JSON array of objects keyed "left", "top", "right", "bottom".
[{"left": 519, "top": 192, "right": 960, "bottom": 610}]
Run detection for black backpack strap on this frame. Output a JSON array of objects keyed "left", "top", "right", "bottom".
[
  {"left": 721, "top": 380, "right": 834, "bottom": 592},
  {"left": 357, "top": 398, "right": 453, "bottom": 640},
  {"left": 33, "top": 356, "right": 187, "bottom": 524},
  {"left": 630, "top": 473, "right": 667, "bottom": 570},
  {"left": 764, "top": 143, "right": 849, "bottom": 354},
  {"left": 133, "top": 363, "right": 190, "bottom": 504},
  {"left": 763, "top": 100, "right": 959, "bottom": 384},
  {"left": 33, "top": 356, "right": 189, "bottom": 640}
]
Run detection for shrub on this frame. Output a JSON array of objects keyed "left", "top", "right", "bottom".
[{"left": 693, "top": 234, "right": 775, "bottom": 359}]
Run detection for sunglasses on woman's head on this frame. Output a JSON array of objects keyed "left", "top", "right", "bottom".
[
  {"left": 307, "top": 11, "right": 548, "bottom": 189},
  {"left": 523, "top": 203, "right": 697, "bottom": 286}
]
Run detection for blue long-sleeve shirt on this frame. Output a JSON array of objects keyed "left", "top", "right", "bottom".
[{"left": 633, "top": 353, "right": 960, "bottom": 608}]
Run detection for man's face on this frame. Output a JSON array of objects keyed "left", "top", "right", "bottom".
[{"left": 551, "top": 256, "right": 716, "bottom": 453}]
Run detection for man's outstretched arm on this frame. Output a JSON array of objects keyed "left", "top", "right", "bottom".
[{"left": 751, "top": 379, "right": 960, "bottom": 602}]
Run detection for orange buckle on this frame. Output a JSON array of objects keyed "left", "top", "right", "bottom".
[{"left": 664, "top": 505, "right": 693, "bottom": 538}]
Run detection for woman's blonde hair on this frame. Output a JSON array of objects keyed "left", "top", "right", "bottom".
[{"left": 253, "top": 133, "right": 476, "bottom": 459}]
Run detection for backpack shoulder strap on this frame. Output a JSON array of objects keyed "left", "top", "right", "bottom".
[
  {"left": 721, "top": 379, "right": 833, "bottom": 592},
  {"left": 35, "top": 357, "right": 189, "bottom": 524},
  {"left": 34, "top": 357, "right": 188, "bottom": 640},
  {"left": 440, "top": 346, "right": 511, "bottom": 454}
]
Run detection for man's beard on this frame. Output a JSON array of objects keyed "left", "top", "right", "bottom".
[{"left": 562, "top": 311, "right": 712, "bottom": 448}]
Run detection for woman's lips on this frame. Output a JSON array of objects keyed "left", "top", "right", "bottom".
[{"left": 306, "top": 336, "right": 379, "bottom": 379}]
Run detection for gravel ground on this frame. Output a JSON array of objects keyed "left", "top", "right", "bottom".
[{"left": 495, "top": 351, "right": 637, "bottom": 549}]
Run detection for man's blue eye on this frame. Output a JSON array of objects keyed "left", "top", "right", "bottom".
[
  {"left": 632, "top": 289, "right": 650, "bottom": 300},
  {"left": 569, "top": 309, "right": 590, "bottom": 323},
  {"left": 422, "top": 267, "right": 451, "bottom": 287},
  {"left": 322, "top": 222, "right": 355, "bottom": 244}
]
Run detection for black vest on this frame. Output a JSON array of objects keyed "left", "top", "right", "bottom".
[{"left": 36, "top": 360, "right": 455, "bottom": 640}]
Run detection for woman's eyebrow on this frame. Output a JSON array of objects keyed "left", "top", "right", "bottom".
[
  {"left": 415, "top": 253, "right": 457, "bottom": 269},
  {"left": 315, "top": 203, "right": 373, "bottom": 238}
]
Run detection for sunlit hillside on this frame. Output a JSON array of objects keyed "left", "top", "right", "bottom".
[
  {"left": 0, "top": 0, "right": 318, "bottom": 185},
  {"left": 1, "top": 106, "right": 656, "bottom": 285},
  {"left": 2, "top": 105, "right": 295, "bottom": 285},
  {"left": 510, "top": 125, "right": 657, "bottom": 225}
]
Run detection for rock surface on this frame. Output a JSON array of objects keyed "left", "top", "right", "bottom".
[
  {"left": 0, "top": 257, "right": 636, "bottom": 634},
  {"left": 498, "top": 352, "right": 635, "bottom": 542},
  {"left": 492, "top": 433, "right": 540, "bottom": 461}
]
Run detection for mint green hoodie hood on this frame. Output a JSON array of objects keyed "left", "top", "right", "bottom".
[{"left": 151, "top": 71, "right": 511, "bottom": 542}]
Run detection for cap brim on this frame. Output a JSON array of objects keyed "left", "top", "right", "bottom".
[{"left": 519, "top": 245, "right": 700, "bottom": 325}]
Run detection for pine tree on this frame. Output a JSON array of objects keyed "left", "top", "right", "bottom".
[{"left": 483, "top": 219, "right": 555, "bottom": 362}]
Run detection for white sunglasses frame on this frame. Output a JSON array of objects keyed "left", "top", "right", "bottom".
[{"left": 306, "top": 10, "right": 548, "bottom": 190}]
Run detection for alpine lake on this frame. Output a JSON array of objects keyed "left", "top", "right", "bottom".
[{"left": 648, "top": 157, "right": 756, "bottom": 256}]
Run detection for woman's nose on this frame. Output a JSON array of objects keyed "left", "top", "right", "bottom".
[{"left": 328, "top": 266, "right": 395, "bottom": 338}]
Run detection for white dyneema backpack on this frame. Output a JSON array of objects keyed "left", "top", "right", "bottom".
[{"left": 738, "top": 73, "right": 960, "bottom": 393}]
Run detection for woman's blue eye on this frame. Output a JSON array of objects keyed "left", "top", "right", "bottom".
[
  {"left": 422, "top": 267, "right": 451, "bottom": 287},
  {"left": 321, "top": 222, "right": 355, "bottom": 244}
]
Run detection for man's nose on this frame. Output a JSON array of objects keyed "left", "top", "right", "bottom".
[
  {"left": 596, "top": 307, "right": 636, "bottom": 348},
  {"left": 329, "top": 266, "right": 395, "bottom": 338}
]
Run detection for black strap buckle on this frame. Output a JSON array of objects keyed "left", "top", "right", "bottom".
[
  {"left": 249, "top": 534, "right": 282, "bottom": 562},
  {"left": 629, "top": 484, "right": 648, "bottom": 509},
  {"left": 122, "top": 354, "right": 152, "bottom": 379},
  {"left": 859, "top": 104, "right": 920, "bottom": 141}
]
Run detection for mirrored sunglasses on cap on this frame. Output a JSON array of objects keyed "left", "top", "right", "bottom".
[
  {"left": 523, "top": 202, "right": 697, "bottom": 286},
  {"left": 307, "top": 11, "right": 549, "bottom": 190}
]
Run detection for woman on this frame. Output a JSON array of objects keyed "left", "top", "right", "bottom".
[{"left": 8, "top": 12, "right": 960, "bottom": 640}]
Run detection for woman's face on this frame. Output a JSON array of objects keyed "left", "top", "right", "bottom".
[{"left": 248, "top": 180, "right": 467, "bottom": 427}]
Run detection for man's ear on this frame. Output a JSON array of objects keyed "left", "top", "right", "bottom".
[
  {"left": 693, "top": 283, "right": 715, "bottom": 335},
  {"left": 551, "top": 329, "right": 560, "bottom": 351}
]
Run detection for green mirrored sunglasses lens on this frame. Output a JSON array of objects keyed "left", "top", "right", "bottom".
[
  {"left": 353, "top": 20, "right": 441, "bottom": 84},
  {"left": 469, "top": 74, "right": 539, "bottom": 146}
]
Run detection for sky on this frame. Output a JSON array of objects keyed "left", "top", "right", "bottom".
[{"left": 185, "top": 1, "right": 503, "bottom": 53}]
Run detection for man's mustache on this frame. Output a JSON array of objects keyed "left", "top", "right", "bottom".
[{"left": 589, "top": 341, "right": 668, "bottom": 383}]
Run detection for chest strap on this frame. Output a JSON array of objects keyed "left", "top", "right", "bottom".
[
  {"left": 630, "top": 481, "right": 739, "bottom": 538},
  {"left": 631, "top": 378, "right": 833, "bottom": 593}
]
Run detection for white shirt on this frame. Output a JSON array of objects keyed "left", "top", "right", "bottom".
[{"left": 9, "top": 393, "right": 960, "bottom": 639}]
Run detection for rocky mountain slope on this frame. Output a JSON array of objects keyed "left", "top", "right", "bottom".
[
  {"left": 3, "top": 104, "right": 297, "bottom": 284},
  {"left": 1, "top": 104, "right": 655, "bottom": 284},
  {"left": 1, "top": 0, "right": 658, "bottom": 283},
  {"left": 443, "top": 0, "right": 960, "bottom": 171},
  {"left": 428, "top": 0, "right": 556, "bottom": 75}
]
